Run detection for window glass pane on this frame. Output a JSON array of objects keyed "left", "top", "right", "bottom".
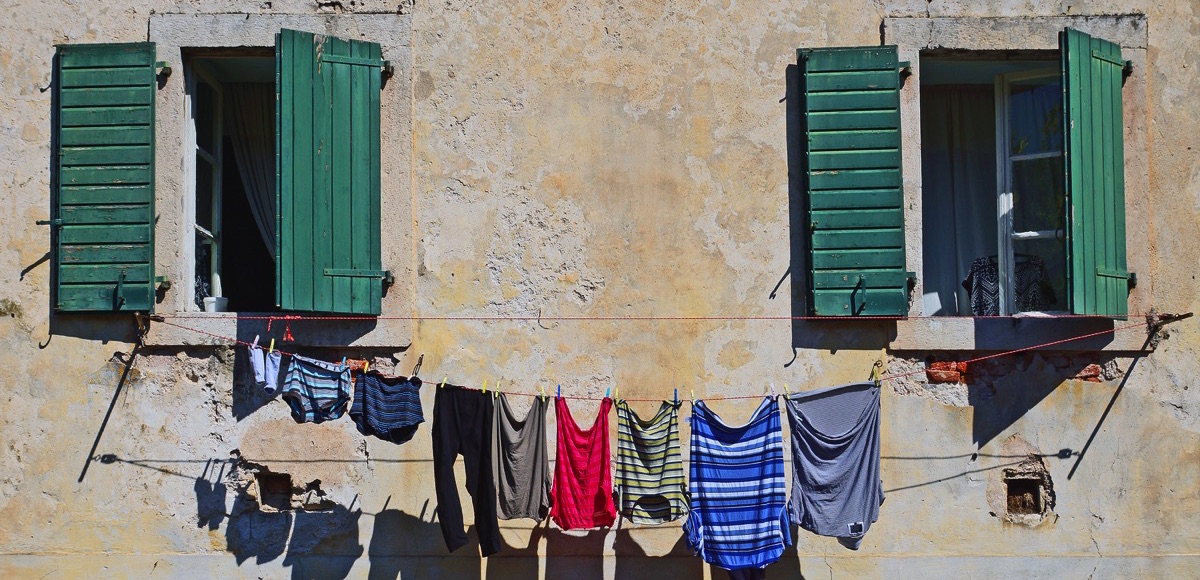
[
  {"left": 1011, "top": 155, "right": 1065, "bottom": 233},
  {"left": 194, "top": 232, "right": 212, "bottom": 309},
  {"left": 195, "top": 79, "right": 216, "bottom": 153},
  {"left": 1012, "top": 237, "right": 1067, "bottom": 313},
  {"left": 1009, "top": 77, "right": 1062, "bottom": 156},
  {"left": 196, "top": 156, "right": 214, "bottom": 230}
]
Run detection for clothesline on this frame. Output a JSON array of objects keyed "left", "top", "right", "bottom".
[
  {"left": 151, "top": 317, "right": 1149, "bottom": 402},
  {"left": 155, "top": 312, "right": 1150, "bottom": 322}
]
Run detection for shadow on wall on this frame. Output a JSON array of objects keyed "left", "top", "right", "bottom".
[
  {"left": 613, "top": 528, "right": 702, "bottom": 580},
  {"left": 369, "top": 498, "right": 483, "bottom": 579},
  {"left": 545, "top": 527, "right": 606, "bottom": 580},
  {"left": 282, "top": 504, "right": 364, "bottom": 579},
  {"left": 781, "top": 63, "right": 899, "bottom": 355},
  {"left": 196, "top": 460, "right": 363, "bottom": 579},
  {"left": 484, "top": 518, "right": 546, "bottom": 579},
  {"left": 964, "top": 352, "right": 1122, "bottom": 447}
]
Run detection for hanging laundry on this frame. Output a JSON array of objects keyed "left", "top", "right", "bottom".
[
  {"left": 491, "top": 393, "right": 552, "bottom": 521},
  {"left": 962, "top": 255, "right": 1055, "bottom": 315},
  {"left": 247, "top": 342, "right": 281, "bottom": 395},
  {"left": 784, "top": 382, "right": 884, "bottom": 550},
  {"left": 432, "top": 386, "right": 502, "bottom": 557},
  {"left": 615, "top": 399, "right": 687, "bottom": 525},
  {"left": 550, "top": 396, "right": 616, "bottom": 530},
  {"left": 280, "top": 354, "right": 351, "bottom": 423},
  {"left": 349, "top": 371, "right": 425, "bottom": 444},
  {"left": 345, "top": 359, "right": 370, "bottom": 382},
  {"left": 685, "top": 397, "right": 790, "bottom": 572}
]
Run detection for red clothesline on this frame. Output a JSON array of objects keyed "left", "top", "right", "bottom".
[
  {"left": 156, "top": 313, "right": 1148, "bottom": 322},
  {"left": 151, "top": 317, "right": 1148, "bottom": 402}
]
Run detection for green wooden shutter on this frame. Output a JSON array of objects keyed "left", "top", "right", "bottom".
[
  {"left": 799, "top": 46, "right": 909, "bottom": 316},
  {"left": 1061, "top": 28, "right": 1128, "bottom": 317},
  {"left": 53, "top": 43, "right": 156, "bottom": 312},
  {"left": 276, "top": 29, "right": 385, "bottom": 315}
]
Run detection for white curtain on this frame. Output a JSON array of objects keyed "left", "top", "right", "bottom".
[
  {"left": 920, "top": 86, "right": 997, "bottom": 315},
  {"left": 226, "top": 83, "right": 276, "bottom": 258}
]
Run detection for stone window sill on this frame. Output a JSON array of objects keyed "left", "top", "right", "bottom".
[{"left": 889, "top": 316, "right": 1147, "bottom": 353}]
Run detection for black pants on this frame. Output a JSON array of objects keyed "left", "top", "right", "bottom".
[{"left": 432, "top": 387, "right": 502, "bottom": 556}]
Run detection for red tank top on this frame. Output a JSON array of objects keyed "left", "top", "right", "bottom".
[{"left": 550, "top": 396, "right": 616, "bottom": 529}]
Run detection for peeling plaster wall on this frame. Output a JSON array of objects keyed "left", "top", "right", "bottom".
[{"left": 1, "top": 0, "right": 1199, "bottom": 578}]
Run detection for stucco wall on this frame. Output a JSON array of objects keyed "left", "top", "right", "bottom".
[{"left": 1, "top": 1, "right": 1198, "bottom": 578}]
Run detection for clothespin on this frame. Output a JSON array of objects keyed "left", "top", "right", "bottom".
[
  {"left": 482, "top": 380, "right": 488, "bottom": 395},
  {"left": 341, "top": 356, "right": 347, "bottom": 369},
  {"left": 770, "top": 382, "right": 777, "bottom": 398},
  {"left": 690, "top": 388, "right": 695, "bottom": 405},
  {"left": 540, "top": 384, "right": 547, "bottom": 400},
  {"left": 605, "top": 387, "right": 610, "bottom": 399},
  {"left": 364, "top": 361, "right": 369, "bottom": 373},
  {"left": 439, "top": 376, "right": 447, "bottom": 389},
  {"left": 875, "top": 348, "right": 886, "bottom": 387},
  {"left": 494, "top": 379, "right": 501, "bottom": 399},
  {"left": 268, "top": 338, "right": 275, "bottom": 354},
  {"left": 252, "top": 335, "right": 260, "bottom": 349},
  {"left": 872, "top": 361, "right": 882, "bottom": 387},
  {"left": 282, "top": 320, "right": 295, "bottom": 342},
  {"left": 614, "top": 386, "right": 618, "bottom": 401},
  {"left": 784, "top": 383, "right": 791, "bottom": 397},
  {"left": 674, "top": 388, "right": 678, "bottom": 406},
  {"left": 557, "top": 384, "right": 561, "bottom": 399}
]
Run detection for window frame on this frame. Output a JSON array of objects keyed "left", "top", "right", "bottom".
[
  {"left": 184, "top": 58, "right": 226, "bottom": 311},
  {"left": 144, "top": 13, "right": 414, "bottom": 346},
  {"left": 881, "top": 15, "right": 1148, "bottom": 351},
  {"left": 995, "top": 67, "right": 1065, "bottom": 316}
]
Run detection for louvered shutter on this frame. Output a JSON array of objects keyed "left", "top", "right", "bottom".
[
  {"left": 799, "top": 46, "right": 910, "bottom": 316},
  {"left": 1061, "top": 28, "right": 1128, "bottom": 316},
  {"left": 52, "top": 43, "right": 157, "bottom": 312},
  {"left": 276, "top": 29, "right": 385, "bottom": 315}
]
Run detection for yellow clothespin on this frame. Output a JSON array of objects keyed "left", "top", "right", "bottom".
[
  {"left": 494, "top": 379, "right": 501, "bottom": 399},
  {"left": 874, "top": 348, "right": 886, "bottom": 387},
  {"left": 784, "top": 383, "right": 791, "bottom": 397},
  {"left": 614, "top": 386, "right": 618, "bottom": 401},
  {"left": 439, "top": 376, "right": 447, "bottom": 389},
  {"left": 364, "top": 361, "right": 369, "bottom": 373},
  {"left": 482, "top": 380, "right": 488, "bottom": 395},
  {"left": 691, "top": 388, "right": 696, "bottom": 405},
  {"left": 540, "top": 384, "right": 546, "bottom": 400},
  {"left": 268, "top": 338, "right": 275, "bottom": 354}
]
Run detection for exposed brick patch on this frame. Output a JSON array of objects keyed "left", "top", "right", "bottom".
[
  {"left": 1074, "top": 363, "right": 1104, "bottom": 382},
  {"left": 926, "top": 368, "right": 961, "bottom": 383}
]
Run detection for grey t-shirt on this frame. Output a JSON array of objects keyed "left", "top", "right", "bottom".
[
  {"left": 784, "top": 382, "right": 884, "bottom": 549},
  {"left": 491, "top": 393, "right": 552, "bottom": 521}
]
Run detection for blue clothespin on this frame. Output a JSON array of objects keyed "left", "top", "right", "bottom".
[
  {"left": 341, "top": 356, "right": 347, "bottom": 368},
  {"left": 557, "top": 384, "right": 561, "bottom": 399},
  {"left": 605, "top": 387, "right": 610, "bottom": 399},
  {"left": 674, "top": 388, "right": 678, "bottom": 405}
]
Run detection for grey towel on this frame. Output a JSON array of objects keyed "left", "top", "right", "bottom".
[
  {"left": 491, "top": 394, "right": 552, "bottom": 521},
  {"left": 784, "top": 382, "right": 884, "bottom": 549}
]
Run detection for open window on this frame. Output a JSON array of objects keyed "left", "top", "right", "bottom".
[
  {"left": 919, "top": 57, "right": 1067, "bottom": 316},
  {"left": 51, "top": 29, "right": 389, "bottom": 315},
  {"left": 798, "top": 28, "right": 1129, "bottom": 318},
  {"left": 918, "top": 29, "right": 1129, "bottom": 317},
  {"left": 186, "top": 51, "right": 276, "bottom": 312}
]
